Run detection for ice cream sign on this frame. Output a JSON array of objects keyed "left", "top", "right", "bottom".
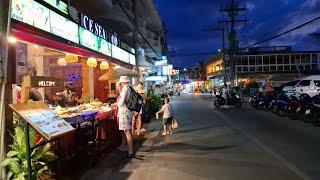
[{"left": 80, "top": 13, "right": 107, "bottom": 40}]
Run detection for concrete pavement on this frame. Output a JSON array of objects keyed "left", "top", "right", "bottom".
[{"left": 77, "top": 94, "right": 320, "bottom": 180}]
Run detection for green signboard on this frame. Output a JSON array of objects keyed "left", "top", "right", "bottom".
[
  {"left": 98, "top": 38, "right": 112, "bottom": 56},
  {"left": 41, "top": 0, "right": 68, "bottom": 14},
  {"left": 79, "top": 27, "right": 99, "bottom": 51},
  {"left": 11, "top": 0, "right": 50, "bottom": 33}
]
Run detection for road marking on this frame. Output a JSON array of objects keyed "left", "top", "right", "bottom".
[{"left": 214, "top": 111, "right": 312, "bottom": 180}]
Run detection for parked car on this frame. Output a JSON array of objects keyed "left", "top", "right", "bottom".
[
  {"left": 295, "top": 75, "right": 320, "bottom": 97},
  {"left": 282, "top": 80, "right": 300, "bottom": 97}
]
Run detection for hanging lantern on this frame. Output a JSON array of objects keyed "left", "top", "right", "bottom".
[
  {"left": 65, "top": 53, "right": 78, "bottom": 63},
  {"left": 87, "top": 57, "right": 97, "bottom": 68},
  {"left": 100, "top": 61, "right": 109, "bottom": 70},
  {"left": 57, "top": 58, "right": 67, "bottom": 66}
]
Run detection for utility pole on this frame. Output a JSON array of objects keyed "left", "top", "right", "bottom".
[{"left": 220, "top": 0, "right": 248, "bottom": 84}]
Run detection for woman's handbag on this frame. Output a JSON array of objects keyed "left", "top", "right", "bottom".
[{"left": 172, "top": 118, "right": 179, "bottom": 129}]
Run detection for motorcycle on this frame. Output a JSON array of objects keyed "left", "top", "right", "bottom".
[
  {"left": 312, "top": 94, "right": 320, "bottom": 126},
  {"left": 287, "top": 95, "right": 300, "bottom": 120},
  {"left": 249, "top": 93, "right": 263, "bottom": 109},
  {"left": 296, "top": 94, "right": 314, "bottom": 122},
  {"left": 214, "top": 92, "right": 242, "bottom": 108},
  {"left": 273, "top": 92, "right": 290, "bottom": 117}
]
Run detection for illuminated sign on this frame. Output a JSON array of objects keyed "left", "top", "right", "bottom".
[
  {"left": 42, "top": 0, "right": 68, "bottom": 14},
  {"left": 50, "top": 11, "right": 79, "bottom": 43},
  {"left": 98, "top": 38, "right": 112, "bottom": 56},
  {"left": 112, "top": 44, "right": 129, "bottom": 63},
  {"left": 11, "top": 0, "right": 50, "bottom": 33},
  {"left": 80, "top": 13, "right": 107, "bottom": 40},
  {"left": 129, "top": 54, "right": 136, "bottom": 65},
  {"left": 155, "top": 59, "right": 168, "bottom": 67},
  {"left": 79, "top": 27, "right": 99, "bottom": 51}
]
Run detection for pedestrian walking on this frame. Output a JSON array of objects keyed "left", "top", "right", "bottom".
[
  {"left": 134, "top": 82, "right": 147, "bottom": 135},
  {"left": 156, "top": 97, "right": 174, "bottom": 135},
  {"left": 117, "top": 76, "right": 134, "bottom": 158}
]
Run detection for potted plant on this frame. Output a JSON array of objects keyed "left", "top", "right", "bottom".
[{"left": 0, "top": 123, "right": 57, "bottom": 180}]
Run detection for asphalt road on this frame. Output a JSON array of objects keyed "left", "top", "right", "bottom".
[{"left": 80, "top": 94, "right": 320, "bottom": 180}]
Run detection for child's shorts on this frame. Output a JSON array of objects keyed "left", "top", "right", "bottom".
[{"left": 163, "top": 116, "right": 173, "bottom": 125}]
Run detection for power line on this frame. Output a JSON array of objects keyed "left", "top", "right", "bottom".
[{"left": 246, "top": 15, "right": 320, "bottom": 48}]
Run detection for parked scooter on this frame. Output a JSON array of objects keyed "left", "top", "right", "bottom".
[
  {"left": 287, "top": 95, "right": 300, "bottom": 120},
  {"left": 312, "top": 94, "right": 320, "bottom": 126},
  {"left": 296, "top": 94, "right": 314, "bottom": 122},
  {"left": 214, "top": 92, "right": 242, "bottom": 108},
  {"left": 273, "top": 92, "right": 290, "bottom": 117}
]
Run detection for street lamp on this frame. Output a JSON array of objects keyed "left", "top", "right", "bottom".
[{"left": 218, "top": 49, "right": 221, "bottom": 52}]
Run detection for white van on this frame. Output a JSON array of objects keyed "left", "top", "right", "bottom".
[
  {"left": 295, "top": 75, "right": 320, "bottom": 97},
  {"left": 282, "top": 80, "right": 300, "bottom": 97}
]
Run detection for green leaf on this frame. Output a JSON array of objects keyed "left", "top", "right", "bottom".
[
  {"left": 31, "top": 143, "right": 51, "bottom": 161},
  {"left": 41, "top": 152, "right": 57, "bottom": 162},
  {"left": 7, "top": 151, "right": 19, "bottom": 158},
  {"left": 37, "top": 165, "right": 48, "bottom": 174},
  {"left": 6, "top": 171, "right": 13, "bottom": 180},
  {"left": 0, "top": 158, "right": 19, "bottom": 167},
  {"left": 9, "top": 161, "right": 22, "bottom": 174},
  {"left": 13, "top": 172, "right": 25, "bottom": 180}
]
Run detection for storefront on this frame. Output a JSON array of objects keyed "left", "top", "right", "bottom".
[{"left": 9, "top": 0, "right": 136, "bottom": 104}]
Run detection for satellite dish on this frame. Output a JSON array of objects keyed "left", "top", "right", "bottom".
[{"left": 68, "top": 6, "right": 79, "bottom": 23}]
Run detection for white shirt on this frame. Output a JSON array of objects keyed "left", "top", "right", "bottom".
[{"left": 161, "top": 103, "right": 173, "bottom": 118}]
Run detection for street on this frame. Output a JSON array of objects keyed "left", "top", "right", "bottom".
[{"left": 77, "top": 94, "right": 320, "bottom": 180}]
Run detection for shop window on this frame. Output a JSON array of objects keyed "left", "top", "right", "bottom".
[
  {"left": 284, "top": 55, "right": 289, "bottom": 64},
  {"left": 263, "top": 66, "right": 269, "bottom": 71},
  {"left": 243, "top": 67, "right": 248, "bottom": 72},
  {"left": 284, "top": 65, "right": 290, "bottom": 71},
  {"left": 301, "top": 54, "right": 310, "bottom": 64},
  {"left": 270, "top": 55, "right": 276, "bottom": 64},
  {"left": 250, "top": 67, "right": 255, "bottom": 72},
  {"left": 242, "top": 56, "right": 248, "bottom": 65},
  {"left": 263, "top": 56, "right": 270, "bottom": 64},
  {"left": 290, "top": 54, "right": 296, "bottom": 64},
  {"left": 236, "top": 57, "right": 242, "bottom": 65},
  {"left": 257, "top": 66, "right": 263, "bottom": 72},
  {"left": 312, "top": 54, "right": 318, "bottom": 64},
  {"left": 312, "top": 64, "right": 318, "bottom": 70},
  {"left": 291, "top": 65, "right": 297, "bottom": 71},
  {"left": 237, "top": 67, "right": 242, "bottom": 72},
  {"left": 249, "top": 56, "right": 255, "bottom": 65},
  {"left": 299, "top": 65, "right": 304, "bottom": 70},
  {"left": 277, "top": 66, "right": 283, "bottom": 71},
  {"left": 277, "top": 55, "right": 283, "bottom": 64},
  {"left": 256, "top": 56, "right": 262, "bottom": 65},
  {"left": 270, "top": 66, "right": 276, "bottom": 71},
  {"left": 298, "top": 80, "right": 311, "bottom": 87},
  {"left": 305, "top": 65, "right": 311, "bottom": 70}
]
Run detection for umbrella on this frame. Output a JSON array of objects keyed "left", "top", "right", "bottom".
[{"left": 98, "top": 67, "right": 138, "bottom": 81}]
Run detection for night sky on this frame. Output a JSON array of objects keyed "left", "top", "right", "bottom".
[{"left": 156, "top": 0, "right": 320, "bottom": 68}]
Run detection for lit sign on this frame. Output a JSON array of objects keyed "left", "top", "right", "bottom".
[
  {"left": 80, "top": 13, "right": 107, "bottom": 40},
  {"left": 112, "top": 44, "right": 129, "bottom": 63},
  {"left": 41, "top": 0, "right": 68, "bottom": 14},
  {"left": 11, "top": 0, "right": 50, "bottom": 33},
  {"left": 98, "top": 38, "right": 112, "bottom": 56},
  {"left": 129, "top": 54, "right": 136, "bottom": 66},
  {"left": 30, "top": 76, "right": 64, "bottom": 87},
  {"left": 38, "top": 81, "right": 56, "bottom": 87},
  {"left": 79, "top": 27, "right": 99, "bottom": 51},
  {"left": 50, "top": 11, "right": 79, "bottom": 43},
  {"left": 145, "top": 76, "right": 167, "bottom": 82},
  {"left": 155, "top": 59, "right": 168, "bottom": 67}
]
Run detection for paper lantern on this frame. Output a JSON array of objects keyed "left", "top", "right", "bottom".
[
  {"left": 100, "top": 61, "right": 110, "bottom": 70},
  {"left": 87, "top": 57, "right": 97, "bottom": 68},
  {"left": 57, "top": 58, "right": 67, "bottom": 66},
  {"left": 65, "top": 53, "right": 78, "bottom": 63}
]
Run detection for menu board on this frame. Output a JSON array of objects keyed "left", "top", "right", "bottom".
[
  {"left": 98, "top": 38, "right": 112, "bottom": 56},
  {"left": 79, "top": 27, "right": 99, "bottom": 51},
  {"left": 11, "top": 0, "right": 50, "bottom": 32},
  {"left": 42, "top": 0, "right": 68, "bottom": 14},
  {"left": 10, "top": 102, "right": 75, "bottom": 140},
  {"left": 112, "top": 44, "right": 130, "bottom": 64},
  {"left": 50, "top": 10, "right": 79, "bottom": 43}
]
